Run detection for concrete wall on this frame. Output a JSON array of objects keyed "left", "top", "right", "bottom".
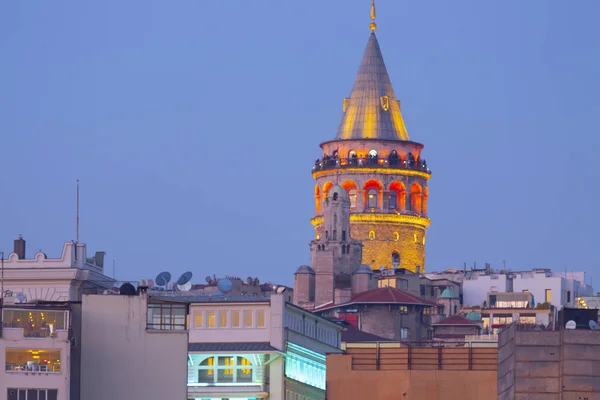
[
  {"left": 497, "top": 328, "right": 600, "bottom": 399},
  {"left": 80, "top": 294, "right": 188, "bottom": 400},
  {"left": 357, "top": 305, "right": 427, "bottom": 341},
  {"left": 513, "top": 274, "right": 564, "bottom": 308},
  {"left": 327, "top": 353, "right": 498, "bottom": 400}
]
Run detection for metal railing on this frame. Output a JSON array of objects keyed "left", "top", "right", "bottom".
[
  {"left": 312, "top": 157, "right": 431, "bottom": 174},
  {"left": 5, "top": 363, "right": 61, "bottom": 373},
  {"left": 348, "top": 341, "right": 498, "bottom": 372}
]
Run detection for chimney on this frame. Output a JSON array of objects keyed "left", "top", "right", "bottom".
[{"left": 13, "top": 234, "right": 26, "bottom": 259}]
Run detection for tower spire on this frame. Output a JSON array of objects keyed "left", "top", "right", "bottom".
[{"left": 370, "top": 0, "right": 377, "bottom": 31}]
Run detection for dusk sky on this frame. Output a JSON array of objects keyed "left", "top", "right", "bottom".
[{"left": 1, "top": 1, "right": 599, "bottom": 288}]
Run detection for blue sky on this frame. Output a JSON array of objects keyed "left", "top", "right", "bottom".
[{"left": 1, "top": 1, "right": 599, "bottom": 288}]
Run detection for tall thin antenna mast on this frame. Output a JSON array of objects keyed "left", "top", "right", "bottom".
[
  {"left": 113, "top": 256, "right": 116, "bottom": 279},
  {"left": 76, "top": 180, "right": 80, "bottom": 243}
]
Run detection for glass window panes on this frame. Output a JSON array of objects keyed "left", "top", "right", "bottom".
[
  {"left": 5, "top": 349, "right": 61, "bottom": 373},
  {"left": 231, "top": 311, "right": 240, "bottom": 327},
  {"left": 207, "top": 311, "right": 216, "bottom": 328},
  {"left": 257, "top": 310, "right": 265, "bottom": 327},
  {"left": 1, "top": 309, "right": 67, "bottom": 338},
  {"left": 244, "top": 310, "right": 253, "bottom": 327},
  {"left": 194, "top": 312, "right": 203, "bottom": 328},
  {"left": 219, "top": 311, "right": 227, "bottom": 328}
]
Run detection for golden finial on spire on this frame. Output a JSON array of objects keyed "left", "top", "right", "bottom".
[{"left": 370, "top": 0, "right": 377, "bottom": 31}]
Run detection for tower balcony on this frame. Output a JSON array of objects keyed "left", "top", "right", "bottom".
[{"left": 311, "top": 156, "right": 431, "bottom": 176}]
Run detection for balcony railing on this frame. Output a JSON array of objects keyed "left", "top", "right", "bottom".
[
  {"left": 6, "top": 363, "right": 61, "bottom": 373},
  {"left": 312, "top": 156, "right": 431, "bottom": 174}
]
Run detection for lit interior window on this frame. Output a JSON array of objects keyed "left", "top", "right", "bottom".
[{"left": 207, "top": 311, "right": 215, "bottom": 328}]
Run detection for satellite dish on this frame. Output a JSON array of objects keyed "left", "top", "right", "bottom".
[
  {"left": 589, "top": 320, "right": 599, "bottom": 330},
  {"left": 155, "top": 271, "right": 172, "bottom": 287},
  {"left": 119, "top": 283, "right": 136, "bottom": 296},
  {"left": 217, "top": 278, "right": 233, "bottom": 294},
  {"left": 565, "top": 320, "right": 576, "bottom": 330},
  {"left": 178, "top": 281, "right": 192, "bottom": 292},
  {"left": 177, "top": 271, "right": 193, "bottom": 286},
  {"left": 379, "top": 265, "right": 385, "bottom": 272}
]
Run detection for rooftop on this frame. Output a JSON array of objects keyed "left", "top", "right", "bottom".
[{"left": 433, "top": 315, "right": 480, "bottom": 326}]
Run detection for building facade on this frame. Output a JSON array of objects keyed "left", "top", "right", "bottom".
[
  {"left": 183, "top": 293, "right": 342, "bottom": 400},
  {"left": 1, "top": 302, "right": 71, "bottom": 400},
  {"left": 310, "top": 3, "right": 431, "bottom": 273},
  {"left": 79, "top": 291, "right": 189, "bottom": 400}
]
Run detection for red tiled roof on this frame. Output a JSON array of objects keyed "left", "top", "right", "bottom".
[
  {"left": 433, "top": 315, "right": 479, "bottom": 326},
  {"left": 350, "top": 287, "right": 437, "bottom": 306}
]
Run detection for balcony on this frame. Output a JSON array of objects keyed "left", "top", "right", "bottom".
[
  {"left": 2, "top": 309, "right": 68, "bottom": 339},
  {"left": 5, "top": 349, "right": 62, "bottom": 373},
  {"left": 312, "top": 156, "right": 431, "bottom": 174}
]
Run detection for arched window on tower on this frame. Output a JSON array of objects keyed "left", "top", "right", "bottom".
[
  {"left": 348, "top": 189, "right": 357, "bottom": 208},
  {"left": 368, "top": 230, "right": 376, "bottom": 240},
  {"left": 410, "top": 183, "right": 422, "bottom": 214},
  {"left": 368, "top": 149, "right": 378, "bottom": 165},
  {"left": 392, "top": 252, "right": 400, "bottom": 266},
  {"left": 388, "top": 150, "right": 399, "bottom": 165},
  {"left": 389, "top": 191, "right": 397, "bottom": 210},
  {"left": 348, "top": 150, "right": 357, "bottom": 165},
  {"left": 368, "top": 189, "right": 378, "bottom": 208}
]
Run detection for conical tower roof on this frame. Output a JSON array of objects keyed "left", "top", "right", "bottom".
[{"left": 335, "top": 32, "right": 409, "bottom": 141}]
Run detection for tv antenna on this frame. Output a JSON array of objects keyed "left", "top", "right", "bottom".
[{"left": 176, "top": 271, "right": 193, "bottom": 292}]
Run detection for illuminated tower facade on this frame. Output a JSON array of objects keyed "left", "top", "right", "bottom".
[{"left": 311, "top": 3, "right": 431, "bottom": 273}]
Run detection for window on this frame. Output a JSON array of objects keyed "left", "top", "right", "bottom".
[
  {"left": 400, "top": 328, "right": 409, "bottom": 339},
  {"left": 398, "top": 279, "right": 408, "bottom": 290},
  {"left": 394, "top": 232, "right": 399, "bottom": 241},
  {"left": 368, "top": 230, "right": 376, "bottom": 240},
  {"left": 231, "top": 311, "right": 240, "bottom": 327},
  {"left": 348, "top": 190, "right": 357, "bottom": 208},
  {"left": 5, "top": 349, "right": 61, "bottom": 373},
  {"left": 1, "top": 309, "right": 68, "bottom": 338},
  {"left": 367, "top": 189, "right": 377, "bottom": 208},
  {"left": 7, "top": 389, "right": 58, "bottom": 400},
  {"left": 194, "top": 312, "right": 203, "bottom": 328},
  {"left": 219, "top": 311, "right": 228, "bottom": 328},
  {"left": 392, "top": 252, "right": 400, "bottom": 266},
  {"left": 342, "top": 230, "right": 346, "bottom": 241},
  {"left": 196, "top": 356, "right": 255, "bottom": 385},
  {"left": 567, "top": 291, "right": 571, "bottom": 303},
  {"left": 207, "top": 311, "right": 216, "bottom": 328},
  {"left": 257, "top": 310, "right": 265, "bottom": 328},
  {"left": 389, "top": 192, "right": 397, "bottom": 209},
  {"left": 545, "top": 289, "right": 552, "bottom": 303},
  {"left": 399, "top": 306, "right": 408, "bottom": 314},
  {"left": 420, "top": 285, "right": 426, "bottom": 296},
  {"left": 147, "top": 302, "right": 186, "bottom": 330},
  {"left": 244, "top": 310, "right": 253, "bottom": 327}
]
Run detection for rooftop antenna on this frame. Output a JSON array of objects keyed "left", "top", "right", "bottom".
[
  {"left": 76, "top": 180, "right": 80, "bottom": 243},
  {"left": 112, "top": 256, "right": 116, "bottom": 279}
]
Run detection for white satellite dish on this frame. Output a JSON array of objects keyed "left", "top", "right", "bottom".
[
  {"left": 589, "top": 320, "right": 599, "bottom": 330},
  {"left": 177, "top": 281, "right": 192, "bottom": 292},
  {"left": 565, "top": 320, "right": 576, "bottom": 330}
]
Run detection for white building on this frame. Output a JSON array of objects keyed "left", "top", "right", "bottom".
[
  {"left": 1, "top": 236, "right": 115, "bottom": 302},
  {"left": 1, "top": 302, "right": 71, "bottom": 400},
  {"left": 444, "top": 267, "right": 594, "bottom": 309},
  {"left": 80, "top": 289, "right": 189, "bottom": 400},
  {"left": 181, "top": 292, "right": 343, "bottom": 400}
]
